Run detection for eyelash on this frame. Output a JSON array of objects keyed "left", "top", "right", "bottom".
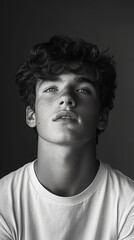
[
  {"left": 76, "top": 89, "right": 90, "bottom": 94},
  {"left": 44, "top": 87, "right": 58, "bottom": 92},
  {"left": 44, "top": 87, "right": 91, "bottom": 95}
]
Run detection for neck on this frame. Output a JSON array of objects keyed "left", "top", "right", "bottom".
[{"left": 35, "top": 137, "right": 99, "bottom": 197}]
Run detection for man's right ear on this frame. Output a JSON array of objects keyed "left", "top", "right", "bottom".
[{"left": 26, "top": 106, "right": 36, "bottom": 128}]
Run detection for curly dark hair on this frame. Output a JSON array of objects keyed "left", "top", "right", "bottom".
[{"left": 16, "top": 35, "right": 117, "bottom": 142}]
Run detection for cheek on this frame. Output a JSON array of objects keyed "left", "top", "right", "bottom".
[
  {"left": 35, "top": 97, "right": 57, "bottom": 128},
  {"left": 79, "top": 101, "right": 100, "bottom": 131},
  {"left": 80, "top": 98, "right": 100, "bottom": 117},
  {"left": 35, "top": 100, "right": 49, "bottom": 123},
  {"left": 35, "top": 95, "right": 58, "bottom": 109}
]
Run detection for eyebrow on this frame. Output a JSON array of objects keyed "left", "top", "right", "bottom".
[
  {"left": 75, "top": 77, "right": 97, "bottom": 84},
  {"left": 38, "top": 75, "right": 97, "bottom": 88},
  {"left": 38, "top": 76, "right": 59, "bottom": 87},
  {"left": 41, "top": 76, "right": 97, "bottom": 83}
]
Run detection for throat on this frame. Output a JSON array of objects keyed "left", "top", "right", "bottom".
[
  {"left": 35, "top": 140, "right": 99, "bottom": 197},
  {"left": 34, "top": 156, "right": 99, "bottom": 197}
]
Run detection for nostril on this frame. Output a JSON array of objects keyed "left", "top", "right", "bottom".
[
  {"left": 60, "top": 101, "right": 64, "bottom": 105},
  {"left": 68, "top": 101, "right": 72, "bottom": 105},
  {"left": 60, "top": 100, "right": 73, "bottom": 106}
]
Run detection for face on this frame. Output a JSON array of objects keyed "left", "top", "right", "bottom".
[{"left": 26, "top": 71, "right": 108, "bottom": 146}]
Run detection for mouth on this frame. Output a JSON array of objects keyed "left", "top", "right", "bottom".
[{"left": 53, "top": 111, "right": 78, "bottom": 123}]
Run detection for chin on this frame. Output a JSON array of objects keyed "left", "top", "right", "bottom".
[
  {"left": 50, "top": 136, "right": 91, "bottom": 146},
  {"left": 39, "top": 130, "right": 94, "bottom": 145},
  {"left": 43, "top": 134, "right": 80, "bottom": 145}
]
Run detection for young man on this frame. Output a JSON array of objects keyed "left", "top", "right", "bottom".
[{"left": 0, "top": 35, "right": 134, "bottom": 239}]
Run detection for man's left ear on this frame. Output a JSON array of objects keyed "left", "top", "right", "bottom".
[{"left": 97, "top": 107, "right": 109, "bottom": 131}]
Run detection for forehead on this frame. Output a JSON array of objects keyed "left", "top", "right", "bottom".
[{"left": 36, "top": 64, "right": 99, "bottom": 88}]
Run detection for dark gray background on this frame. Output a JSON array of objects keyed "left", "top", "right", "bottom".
[{"left": 1, "top": 0, "right": 134, "bottom": 179}]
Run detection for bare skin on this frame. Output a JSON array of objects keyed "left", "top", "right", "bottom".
[
  {"left": 34, "top": 138, "right": 100, "bottom": 197},
  {"left": 26, "top": 72, "right": 108, "bottom": 197}
]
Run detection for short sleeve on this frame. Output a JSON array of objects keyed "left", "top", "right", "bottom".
[
  {"left": 0, "top": 215, "right": 13, "bottom": 240},
  {"left": 118, "top": 206, "right": 134, "bottom": 240}
]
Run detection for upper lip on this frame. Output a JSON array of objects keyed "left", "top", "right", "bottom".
[{"left": 53, "top": 111, "right": 78, "bottom": 121}]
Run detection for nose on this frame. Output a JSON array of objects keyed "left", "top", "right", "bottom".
[{"left": 58, "top": 92, "right": 76, "bottom": 108}]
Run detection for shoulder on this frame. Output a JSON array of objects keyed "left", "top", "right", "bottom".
[
  {"left": 0, "top": 161, "right": 35, "bottom": 237},
  {"left": 0, "top": 161, "right": 34, "bottom": 200},
  {"left": 0, "top": 162, "right": 30, "bottom": 184},
  {"left": 102, "top": 162, "right": 134, "bottom": 206},
  {"left": 104, "top": 162, "right": 134, "bottom": 190},
  {"left": 102, "top": 163, "right": 134, "bottom": 238}
]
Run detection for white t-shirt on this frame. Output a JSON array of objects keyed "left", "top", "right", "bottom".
[{"left": 0, "top": 160, "right": 134, "bottom": 240}]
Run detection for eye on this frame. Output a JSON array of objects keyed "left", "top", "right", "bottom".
[
  {"left": 44, "top": 87, "right": 58, "bottom": 93},
  {"left": 76, "top": 88, "right": 91, "bottom": 95}
]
